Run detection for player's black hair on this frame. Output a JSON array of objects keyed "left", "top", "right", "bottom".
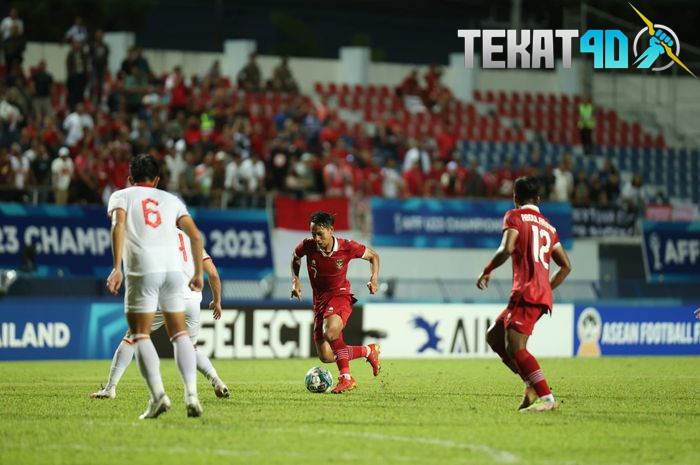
[
  {"left": 513, "top": 176, "right": 540, "bottom": 205},
  {"left": 129, "top": 154, "right": 160, "bottom": 182},
  {"left": 310, "top": 211, "right": 335, "bottom": 228}
]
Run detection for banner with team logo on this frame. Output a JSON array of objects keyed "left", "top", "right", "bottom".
[
  {"left": 0, "top": 204, "right": 273, "bottom": 278},
  {"left": 370, "top": 199, "right": 572, "bottom": 249},
  {"left": 0, "top": 299, "right": 126, "bottom": 360},
  {"left": 361, "top": 303, "right": 574, "bottom": 358},
  {"left": 642, "top": 221, "right": 700, "bottom": 283},
  {"left": 574, "top": 305, "right": 700, "bottom": 356}
]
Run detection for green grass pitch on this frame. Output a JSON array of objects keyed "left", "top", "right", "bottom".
[{"left": 1, "top": 357, "right": 698, "bottom": 465}]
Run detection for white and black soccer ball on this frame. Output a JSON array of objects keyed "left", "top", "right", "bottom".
[{"left": 304, "top": 366, "right": 333, "bottom": 393}]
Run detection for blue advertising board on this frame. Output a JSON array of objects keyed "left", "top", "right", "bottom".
[
  {"left": 370, "top": 198, "right": 572, "bottom": 248},
  {"left": 642, "top": 221, "right": 700, "bottom": 283},
  {"left": 574, "top": 305, "right": 700, "bottom": 356},
  {"left": 0, "top": 204, "right": 273, "bottom": 278},
  {"left": 0, "top": 299, "right": 126, "bottom": 360}
]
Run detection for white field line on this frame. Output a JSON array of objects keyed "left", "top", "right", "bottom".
[{"left": 260, "top": 427, "right": 520, "bottom": 464}]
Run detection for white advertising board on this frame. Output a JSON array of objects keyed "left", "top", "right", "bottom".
[{"left": 362, "top": 303, "right": 574, "bottom": 358}]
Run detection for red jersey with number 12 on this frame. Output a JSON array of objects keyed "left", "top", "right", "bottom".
[
  {"left": 294, "top": 237, "right": 366, "bottom": 305},
  {"left": 503, "top": 205, "right": 560, "bottom": 310}
]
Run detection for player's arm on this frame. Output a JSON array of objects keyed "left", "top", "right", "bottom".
[
  {"left": 106, "top": 208, "right": 126, "bottom": 295},
  {"left": 477, "top": 228, "right": 518, "bottom": 290},
  {"left": 203, "top": 258, "right": 222, "bottom": 320},
  {"left": 290, "top": 252, "right": 303, "bottom": 301},
  {"left": 361, "top": 246, "right": 380, "bottom": 294},
  {"left": 178, "top": 215, "right": 204, "bottom": 292},
  {"left": 549, "top": 243, "right": 572, "bottom": 290}
]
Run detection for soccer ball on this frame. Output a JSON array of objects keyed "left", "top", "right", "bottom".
[{"left": 304, "top": 366, "right": 333, "bottom": 393}]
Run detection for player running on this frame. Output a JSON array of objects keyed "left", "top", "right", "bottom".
[
  {"left": 291, "top": 211, "right": 381, "bottom": 393},
  {"left": 91, "top": 231, "right": 229, "bottom": 400},
  {"left": 477, "top": 176, "right": 572, "bottom": 412},
  {"left": 106, "top": 154, "right": 204, "bottom": 419}
]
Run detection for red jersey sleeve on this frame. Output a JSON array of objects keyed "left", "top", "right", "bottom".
[
  {"left": 502, "top": 209, "right": 521, "bottom": 232},
  {"left": 345, "top": 239, "right": 367, "bottom": 259},
  {"left": 294, "top": 239, "right": 310, "bottom": 258},
  {"left": 551, "top": 229, "right": 561, "bottom": 249}
]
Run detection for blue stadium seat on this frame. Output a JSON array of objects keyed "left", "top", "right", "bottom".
[{"left": 630, "top": 156, "right": 640, "bottom": 172}]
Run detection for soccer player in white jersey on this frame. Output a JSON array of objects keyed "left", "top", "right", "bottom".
[
  {"left": 106, "top": 154, "right": 204, "bottom": 419},
  {"left": 91, "top": 231, "right": 229, "bottom": 400}
]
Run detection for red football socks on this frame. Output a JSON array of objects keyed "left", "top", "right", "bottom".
[
  {"left": 350, "top": 345, "right": 368, "bottom": 360},
  {"left": 329, "top": 336, "right": 350, "bottom": 376},
  {"left": 329, "top": 336, "right": 368, "bottom": 376},
  {"left": 513, "top": 348, "right": 551, "bottom": 397}
]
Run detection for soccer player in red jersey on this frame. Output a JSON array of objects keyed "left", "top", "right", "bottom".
[
  {"left": 477, "top": 176, "right": 572, "bottom": 412},
  {"left": 291, "top": 211, "right": 382, "bottom": 393}
]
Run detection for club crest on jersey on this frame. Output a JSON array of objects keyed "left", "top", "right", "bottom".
[{"left": 335, "top": 259, "right": 344, "bottom": 269}]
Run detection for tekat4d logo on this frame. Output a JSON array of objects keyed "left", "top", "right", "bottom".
[{"left": 458, "top": 3, "right": 696, "bottom": 78}]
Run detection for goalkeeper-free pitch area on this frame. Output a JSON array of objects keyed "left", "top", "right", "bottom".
[{"left": 1, "top": 357, "right": 698, "bottom": 465}]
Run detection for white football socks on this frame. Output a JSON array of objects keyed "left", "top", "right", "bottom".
[
  {"left": 172, "top": 332, "right": 198, "bottom": 399},
  {"left": 133, "top": 334, "right": 165, "bottom": 402},
  {"left": 195, "top": 350, "right": 218, "bottom": 382},
  {"left": 105, "top": 339, "right": 135, "bottom": 390}
]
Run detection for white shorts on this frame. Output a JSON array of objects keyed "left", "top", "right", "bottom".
[
  {"left": 151, "top": 297, "right": 202, "bottom": 343},
  {"left": 124, "top": 271, "right": 185, "bottom": 313}
]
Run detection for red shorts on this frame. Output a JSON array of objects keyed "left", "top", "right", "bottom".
[
  {"left": 313, "top": 294, "right": 356, "bottom": 342},
  {"left": 495, "top": 297, "right": 548, "bottom": 336}
]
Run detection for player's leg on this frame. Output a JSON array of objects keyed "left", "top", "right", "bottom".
[
  {"left": 486, "top": 317, "right": 519, "bottom": 374},
  {"left": 315, "top": 339, "right": 336, "bottom": 363},
  {"left": 314, "top": 311, "right": 336, "bottom": 363},
  {"left": 90, "top": 331, "right": 134, "bottom": 399},
  {"left": 126, "top": 311, "right": 172, "bottom": 419},
  {"left": 161, "top": 272, "right": 201, "bottom": 417},
  {"left": 486, "top": 317, "right": 536, "bottom": 409},
  {"left": 322, "top": 314, "right": 357, "bottom": 393},
  {"left": 335, "top": 295, "right": 380, "bottom": 375},
  {"left": 125, "top": 274, "right": 171, "bottom": 419},
  {"left": 504, "top": 309, "right": 557, "bottom": 412},
  {"left": 185, "top": 298, "right": 229, "bottom": 398}
]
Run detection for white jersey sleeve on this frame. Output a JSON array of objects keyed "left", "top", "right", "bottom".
[
  {"left": 178, "top": 231, "right": 210, "bottom": 300},
  {"left": 107, "top": 189, "right": 126, "bottom": 217}
]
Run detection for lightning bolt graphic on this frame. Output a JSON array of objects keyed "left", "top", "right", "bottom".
[{"left": 629, "top": 2, "right": 697, "bottom": 78}]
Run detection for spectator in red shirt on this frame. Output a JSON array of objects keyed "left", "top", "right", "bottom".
[
  {"left": 435, "top": 123, "right": 457, "bottom": 160},
  {"left": 108, "top": 145, "right": 129, "bottom": 190},
  {"left": 41, "top": 115, "right": 65, "bottom": 155},
  {"left": 396, "top": 69, "right": 420, "bottom": 97},
  {"left": 319, "top": 117, "right": 340, "bottom": 146},
  {"left": 424, "top": 158, "right": 446, "bottom": 197},
  {"left": 495, "top": 159, "right": 515, "bottom": 198},
  {"left": 425, "top": 64, "right": 442, "bottom": 91},
  {"left": 359, "top": 149, "right": 382, "bottom": 196},
  {"left": 184, "top": 115, "right": 201, "bottom": 147},
  {"left": 322, "top": 154, "right": 353, "bottom": 197},
  {"left": 402, "top": 160, "right": 425, "bottom": 197},
  {"left": 166, "top": 65, "right": 189, "bottom": 117}
]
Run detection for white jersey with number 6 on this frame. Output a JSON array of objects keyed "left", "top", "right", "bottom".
[{"left": 107, "top": 185, "right": 190, "bottom": 276}]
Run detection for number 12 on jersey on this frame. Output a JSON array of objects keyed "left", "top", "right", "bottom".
[{"left": 531, "top": 225, "right": 551, "bottom": 270}]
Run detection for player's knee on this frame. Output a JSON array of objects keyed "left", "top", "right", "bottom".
[
  {"left": 504, "top": 337, "right": 523, "bottom": 357},
  {"left": 485, "top": 327, "right": 499, "bottom": 349},
  {"left": 323, "top": 328, "right": 340, "bottom": 343},
  {"left": 318, "top": 353, "right": 335, "bottom": 363}
]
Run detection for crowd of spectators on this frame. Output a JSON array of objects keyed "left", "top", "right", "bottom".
[{"left": 0, "top": 8, "right": 653, "bottom": 215}]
